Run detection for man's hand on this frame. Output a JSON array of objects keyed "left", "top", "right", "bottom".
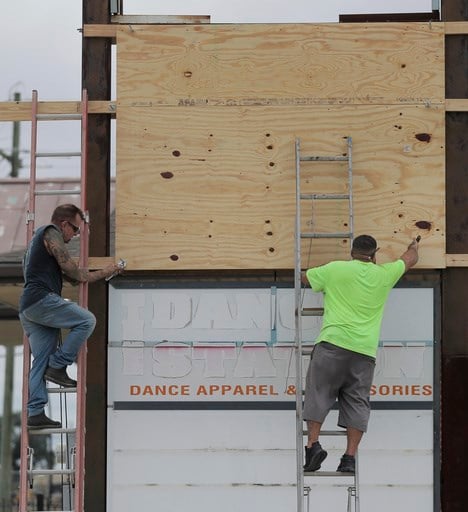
[
  {"left": 104, "top": 259, "right": 127, "bottom": 281},
  {"left": 400, "top": 237, "right": 420, "bottom": 272}
]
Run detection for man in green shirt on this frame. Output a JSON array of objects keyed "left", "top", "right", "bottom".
[{"left": 302, "top": 234, "right": 420, "bottom": 473}]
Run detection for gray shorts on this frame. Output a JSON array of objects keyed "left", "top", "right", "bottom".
[{"left": 303, "top": 341, "right": 376, "bottom": 432}]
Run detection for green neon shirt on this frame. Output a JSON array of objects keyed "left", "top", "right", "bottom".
[{"left": 306, "top": 259, "right": 405, "bottom": 357}]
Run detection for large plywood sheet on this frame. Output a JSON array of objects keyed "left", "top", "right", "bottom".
[
  {"left": 116, "top": 104, "right": 445, "bottom": 270},
  {"left": 116, "top": 22, "right": 444, "bottom": 106}
]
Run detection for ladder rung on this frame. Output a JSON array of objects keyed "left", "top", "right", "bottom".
[
  {"left": 301, "top": 308, "right": 324, "bottom": 316},
  {"left": 300, "top": 156, "right": 348, "bottom": 162},
  {"left": 47, "top": 387, "right": 77, "bottom": 394},
  {"left": 28, "top": 469, "right": 75, "bottom": 476},
  {"left": 300, "top": 193, "right": 350, "bottom": 200},
  {"left": 37, "top": 113, "right": 82, "bottom": 121},
  {"left": 300, "top": 232, "right": 352, "bottom": 239},
  {"left": 35, "top": 151, "right": 81, "bottom": 158},
  {"left": 304, "top": 471, "right": 354, "bottom": 477},
  {"left": 34, "top": 189, "right": 81, "bottom": 196},
  {"left": 302, "top": 430, "right": 348, "bottom": 436},
  {"left": 29, "top": 427, "right": 76, "bottom": 435}
]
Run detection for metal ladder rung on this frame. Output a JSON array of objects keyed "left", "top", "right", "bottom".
[
  {"left": 300, "top": 232, "right": 352, "bottom": 239},
  {"left": 300, "top": 156, "right": 348, "bottom": 162},
  {"left": 304, "top": 471, "right": 355, "bottom": 477},
  {"left": 47, "top": 386, "right": 77, "bottom": 393},
  {"left": 300, "top": 193, "right": 350, "bottom": 200},
  {"left": 34, "top": 189, "right": 81, "bottom": 196},
  {"left": 301, "top": 308, "right": 324, "bottom": 316},
  {"left": 29, "top": 427, "right": 76, "bottom": 435},
  {"left": 35, "top": 151, "right": 81, "bottom": 158},
  {"left": 28, "top": 469, "right": 75, "bottom": 476},
  {"left": 302, "top": 430, "right": 347, "bottom": 436},
  {"left": 37, "top": 113, "right": 82, "bottom": 121}
]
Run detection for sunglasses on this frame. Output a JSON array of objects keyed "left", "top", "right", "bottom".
[{"left": 66, "top": 221, "right": 80, "bottom": 234}]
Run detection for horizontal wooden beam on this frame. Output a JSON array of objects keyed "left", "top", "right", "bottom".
[
  {"left": 0, "top": 101, "right": 115, "bottom": 121},
  {"left": 83, "top": 257, "right": 115, "bottom": 270},
  {"left": 83, "top": 16, "right": 211, "bottom": 40},
  {"left": 445, "top": 99, "right": 468, "bottom": 111},
  {"left": 446, "top": 254, "right": 468, "bottom": 267},
  {"left": 445, "top": 21, "right": 468, "bottom": 35},
  {"left": 83, "top": 24, "right": 117, "bottom": 40},
  {"left": 110, "top": 15, "right": 210, "bottom": 25}
]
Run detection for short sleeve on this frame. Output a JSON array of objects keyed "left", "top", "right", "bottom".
[
  {"left": 306, "top": 265, "right": 328, "bottom": 292},
  {"left": 382, "top": 259, "right": 406, "bottom": 287}
]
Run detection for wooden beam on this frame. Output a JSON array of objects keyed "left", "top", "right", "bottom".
[
  {"left": 446, "top": 254, "right": 468, "bottom": 267},
  {"left": 110, "top": 15, "right": 210, "bottom": 24},
  {"left": 74, "top": 256, "right": 115, "bottom": 269},
  {"left": 83, "top": 16, "right": 211, "bottom": 40},
  {"left": 83, "top": 24, "right": 117, "bottom": 40},
  {"left": 445, "top": 21, "right": 468, "bottom": 34},
  {"left": 445, "top": 99, "right": 468, "bottom": 111},
  {"left": 82, "top": 1, "right": 111, "bottom": 510},
  {"left": 0, "top": 101, "right": 115, "bottom": 121}
]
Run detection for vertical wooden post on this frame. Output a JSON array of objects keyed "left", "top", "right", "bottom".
[
  {"left": 82, "top": 1, "right": 111, "bottom": 510},
  {"left": 441, "top": 1, "right": 468, "bottom": 511}
]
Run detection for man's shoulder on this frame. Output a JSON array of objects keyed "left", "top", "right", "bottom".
[{"left": 378, "top": 259, "right": 405, "bottom": 271}]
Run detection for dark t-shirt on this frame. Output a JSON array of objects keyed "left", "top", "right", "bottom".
[{"left": 19, "top": 224, "right": 63, "bottom": 312}]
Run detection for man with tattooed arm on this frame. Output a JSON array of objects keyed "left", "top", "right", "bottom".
[{"left": 19, "top": 204, "right": 123, "bottom": 429}]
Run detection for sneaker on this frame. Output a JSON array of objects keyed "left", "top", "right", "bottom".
[
  {"left": 337, "top": 454, "right": 355, "bottom": 473},
  {"left": 27, "top": 412, "right": 62, "bottom": 430},
  {"left": 304, "top": 442, "right": 328, "bottom": 472},
  {"left": 44, "top": 366, "right": 77, "bottom": 388}
]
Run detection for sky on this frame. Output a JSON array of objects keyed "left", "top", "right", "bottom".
[
  {"left": 0, "top": 0, "right": 434, "bottom": 411},
  {"left": 0, "top": 0, "right": 434, "bottom": 180}
]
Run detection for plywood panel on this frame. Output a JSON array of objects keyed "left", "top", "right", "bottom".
[
  {"left": 116, "top": 22, "right": 444, "bottom": 106},
  {"left": 115, "top": 104, "right": 445, "bottom": 270}
]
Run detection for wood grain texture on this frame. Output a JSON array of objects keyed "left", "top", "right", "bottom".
[
  {"left": 116, "top": 22, "right": 444, "bottom": 106},
  {"left": 115, "top": 104, "right": 445, "bottom": 270},
  {"left": 0, "top": 101, "right": 115, "bottom": 121}
]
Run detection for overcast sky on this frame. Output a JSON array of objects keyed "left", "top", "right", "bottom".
[{"left": 0, "top": 0, "right": 434, "bottom": 181}]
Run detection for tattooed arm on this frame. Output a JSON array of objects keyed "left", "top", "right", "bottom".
[{"left": 44, "top": 226, "right": 122, "bottom": 283}]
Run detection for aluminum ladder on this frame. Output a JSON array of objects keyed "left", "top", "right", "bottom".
[
  {"left": 294, "top": 136, "right": 358, "bottom": 512},
  {"left": 18, "top": 89, "right": 90, "bottom": 512}
]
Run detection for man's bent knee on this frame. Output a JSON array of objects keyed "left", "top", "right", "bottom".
[{"left": 80, "top": 311, "right": 96, "bottom": 335}]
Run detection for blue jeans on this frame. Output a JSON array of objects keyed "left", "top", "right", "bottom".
[{"left": 19, "top": 293, "right": 96, "bottom": 417}]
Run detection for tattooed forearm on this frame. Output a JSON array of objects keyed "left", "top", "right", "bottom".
[
  {"left": 44, "top": 226, "right": 121, "bottom": 283},
  {"left": 44, "top": 227, "right": 84, "bottom": 281}
]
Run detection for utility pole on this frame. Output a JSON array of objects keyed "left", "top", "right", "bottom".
[
  {"left": 11, "top": 92, "right": 21, "bottom": 177},
  {"left": 0, "top": 91, "right": 22, "bottom": 177}
]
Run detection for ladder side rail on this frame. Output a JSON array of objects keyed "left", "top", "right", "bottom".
[
  {"left": 294, "top": 138, "right": 304, "bottom": 512},
  {"left": 19, "top": 89, "right": 40, "bottom": 512},
  {"left": 354, "top": 451, "right": 360, "bottom": 512},
  {"left": 347, "top": 137, "right": 354, "bottom": 243},
  {"left": 75, "top": 88, "right": 89, "bottom": 512},
  {"left": 26, "top": 90, "right": 39, "bottom": 241},
  {"left": 18, "top": 336, "right": 31, "bottom": 512}
]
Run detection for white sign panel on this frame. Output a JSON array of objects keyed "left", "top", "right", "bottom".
[{"left": 108, "top": 286, "right": 434, "bottom": 405}]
